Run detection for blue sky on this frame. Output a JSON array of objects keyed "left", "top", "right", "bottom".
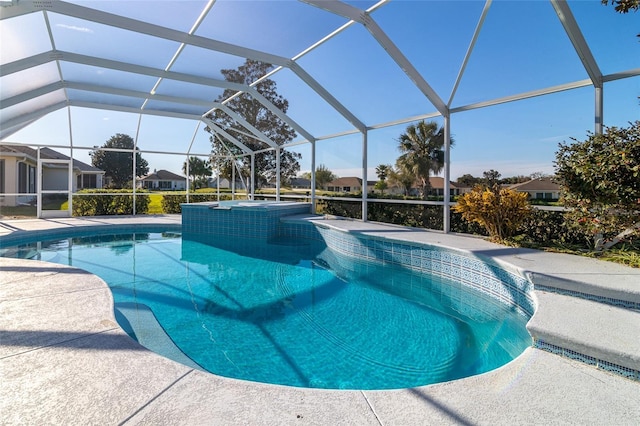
[{"left": 2, "top": 0, "right": 639, "bottom": 181}]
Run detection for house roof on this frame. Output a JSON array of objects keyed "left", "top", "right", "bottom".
[
  {"left": 427, "top": 177, "right": 465, "bottom": 189},
  {"left": 141, "top": 169, "right": 186, "bottom": 181},
  {"left": 327, "top": 177, "right": 362, "bottom": 187},
  {"left": 290, "top": 177, "right": 311, "bottom": 186},
  {"left": 509, "top": 177, "right": 560, "bottom": 191},
  {"left": 0, "top": 144, "right": 103, "bottom": 173}
]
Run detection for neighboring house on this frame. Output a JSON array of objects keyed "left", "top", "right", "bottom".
[
  {"left": 138, "top": 169, "right": 186, "bottom": 190},
  {"left": 427, "top": 177, "right": 470, "bottom": 197},
  {"left": 509, "top": 177, "right": 561, "bottom": 200},
  {"left": 325, "top": 177, "right": 376, "bottom": 193},
  {"left": 0, "top": 144, "right": 104, "bottom": 207}
]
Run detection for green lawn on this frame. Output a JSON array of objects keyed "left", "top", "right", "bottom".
[{"left": 148, "top": 194, "right": 164, "bottom": 214}]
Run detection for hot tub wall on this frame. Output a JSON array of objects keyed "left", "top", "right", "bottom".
[{"left": 182, "top": 202, "right": 311, "bottom": 241}]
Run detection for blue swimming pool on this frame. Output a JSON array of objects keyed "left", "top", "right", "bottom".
[{"left": 1, "top": 228, "right": 532, "bottom": 390}]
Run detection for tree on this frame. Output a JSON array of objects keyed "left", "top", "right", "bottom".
[
  {"left": 300, "top": 164, "right": 337, "bottom": 189},
  {"left": 90, "top": 133, "right": 149, "bottom": 188},
  {"left": 457, "top": 174, "right": 481, "bottom": 187},
  {"left": 205, "top": 59, "right": 300, "bottom": 189},
  {"left": 183, "top": 156, "right": 212, "bottom": 190},
  {"left": 314, "top": 164, "right": 337, "bottom": 189},
  {"left": 601, "top": 0, "right": 639, "bottom": 13},
  {"left": 529, "top": 171, "right": 550, "bottom": 180},
  {"left": 555, "top": 121, "right": 640, "bottom": 250},
  {"left": 396, "top": 120, "right": 453, "bottom": 199},
  {"left": 482, "top": 169, "right": 501, "bottom": 188},
  {"left": 388, "top": 162, "right": 415, "bottom": 196},
  {"left": 375, "top": 164, "right": 392, "bottom": 194},
  {"left": 375, "top": 164, "right": 391, "bottom": 181}
]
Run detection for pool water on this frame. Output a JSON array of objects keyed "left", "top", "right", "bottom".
[{"left": 1, "top": 232, "right": 531, "bottom": 390}]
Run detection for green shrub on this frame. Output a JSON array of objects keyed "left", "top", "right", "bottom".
[
  {"left": 454, "top": 186, "right": 532, "bottom": 241},
  {"left": 555, "top": 121, "right": 640, "bottom": 250},
  {"left": 515, "top": 209, "right": 591, "bottom": 248},
  {"left": 72, "top": 190, "right": 150, "bottom": 216}
]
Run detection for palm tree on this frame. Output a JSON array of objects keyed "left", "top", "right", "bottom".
[
  {"left": 388, "top": 163, "right": 415, "bottom": 196},
  {"left": 396, "top": 120, "right": 453, "bottom": 199},
  {"left": 183, "top": 156, "right": 212, "bottom": 190},
  {"left": 375, "top": 164, "right": 391, "bottom": 181},
  {"left": 375, "top": 164, "right": 391, "bottom": 194}
]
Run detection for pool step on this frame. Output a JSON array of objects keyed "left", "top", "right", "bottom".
[
  {"left": 527, "top": 267, "right": 640, "bottom": 311},
  {"left": 114, "top": 302, "right": 203, "bottom": 371},
  {"left": 527, "top": 290, "right": 640, "bottom": 380}
]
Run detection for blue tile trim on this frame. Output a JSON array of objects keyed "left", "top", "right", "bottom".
[
  {"left": 535, "top": 285, "right": 640, "bottom": 311},
  {"left": 182, "top": 202, "right": 311, "bottom": 241},
  {"left": 310, "top": 224, "right": 535, "bottom": 318},
  {"left": 534, "top": 339, "right": 640, "bottom": 382}
]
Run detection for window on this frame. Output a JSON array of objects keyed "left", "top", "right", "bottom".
[
  {"left": 28, "top": 165, "right": 35, "bottom": 193},
  {"left": 82, "top": 174, "right": 97, "bottom": 189},
  {"left": 18, "top": 163, "right": 35, "bottom": 193}
]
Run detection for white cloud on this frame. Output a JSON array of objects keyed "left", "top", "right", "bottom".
[{"left": 56, "top": 23, "right": 93, "bottom": 33}]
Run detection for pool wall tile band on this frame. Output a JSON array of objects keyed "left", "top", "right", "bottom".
[
  {"left": 278, "top": 220, "right": 535, "bottom": 318},
  {"left": 534, "top": 285, "right": 640, "bottom": 311},
  {"left": 534, "top": 339, "right": 640, "bottom": 381}
]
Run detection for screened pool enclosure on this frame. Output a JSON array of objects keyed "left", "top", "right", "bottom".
[{"left": 1, "top": 0, "right": 638, "bottom": 230}]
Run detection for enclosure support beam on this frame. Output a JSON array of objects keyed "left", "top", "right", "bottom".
[
  {"left": 443, "top": 115, "right": 452, "bottom": 234},
  {"left": 67, "top": 106, "right": 74, "bottom": 215},
  {"left": 36, "top": 148, "right": 42, "bottom": 219},
  {"left": 362, "top": 130, "right": 368, "bottom": 222},
  {"left": 132, "top": 114, "right": 143, "bottom": 216},
  {"left": 276, "top": 147, "right": 281, "bottom": 202},
  {"left": 185, "top": 154, "right": 190, "bottom": 203},
  {"left": 449, "top": 0, "right": 492, "bottom": 107},
  {"left": 595, "top": 86, "right": 603, "bottom": 135},
  {"left": 231, "top": 161, "right": 236, "bottom": 200},
  {"left": 303, "top": 0, "right": 447, "bottom": 117},
  {"left": 250, "top": 153, "right": 255, "bottom": 200},
  {"left": 311, "top": 139, "right": 316, "bottom": 214},
  {"left": 551, "top": 0, "right": 602, "bottom": 89}
]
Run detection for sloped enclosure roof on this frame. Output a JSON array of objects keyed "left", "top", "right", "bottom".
[{"left": 0, "top": 0, "right": 638, "bottom": 175}]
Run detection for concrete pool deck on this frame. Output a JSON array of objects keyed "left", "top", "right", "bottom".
[{"left": 1, "top": 215, "right": 639, "bottom": 425}]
